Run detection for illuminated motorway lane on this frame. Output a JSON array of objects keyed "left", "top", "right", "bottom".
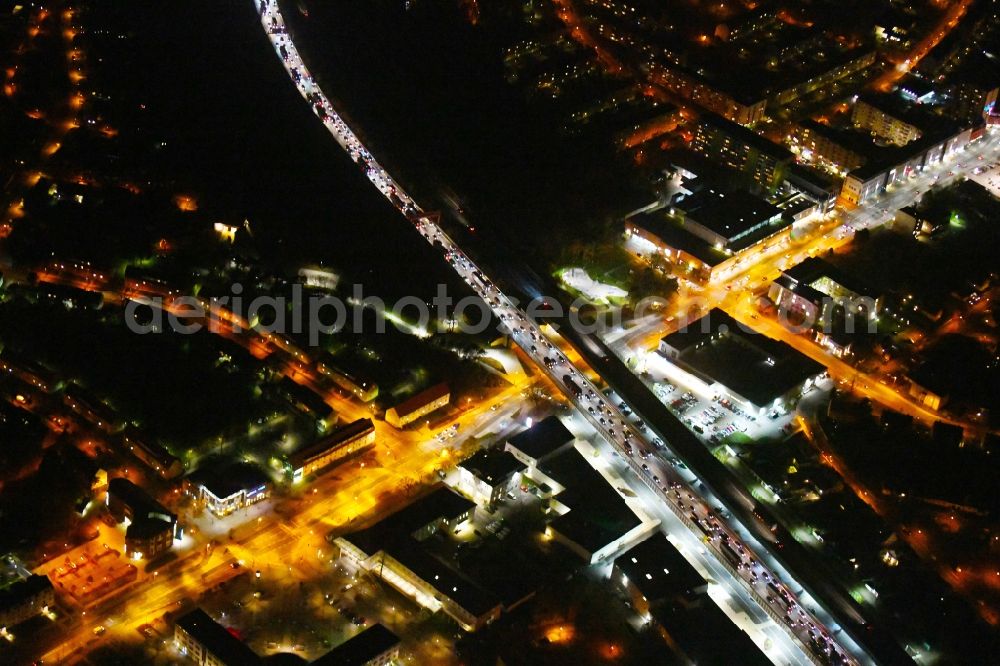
[{"left": 253, "top": 1, "right": 868, "bottom": 663}]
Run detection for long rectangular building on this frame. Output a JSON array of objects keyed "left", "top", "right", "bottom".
[
  {"left": 385, "top": 383, "right": 450, "bottom": 428},
  {"left": 289, "top": 418, "right": 376, "bottom": 481},
  {"left": 174, "top": 608, "right": 261, "bottom": 666}
]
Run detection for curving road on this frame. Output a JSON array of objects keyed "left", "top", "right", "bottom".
[{"left": 253, "top": 1, "right": 875, "bottom": 663}]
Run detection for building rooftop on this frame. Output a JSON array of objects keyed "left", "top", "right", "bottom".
[
  {"left": 785, "top": 257, "right": 875, "bottom": 300},
  {"left": 289, "top": 418, "right": 374, "bottom": 469},
  {"left": 786, "top": 163, "right": 838, "bottom": 198},
  {"left": 697, "top": 113, "right": 794, "bottom": 161},
  {"left": 847, "top": 99, "right": 971, "bottom": 184},
  {"left": 390, "top": 382, "right": 449, "bottom": 419},
  {"left": 651, "top": 595, "right": 771, "bottom": 666},
  {"left": 343, "top": 485, "right": 475, "bottom": 558},
  {"left": 460, "top": 448, "right": 525, "bottom": 486},
  {"left": 108, "top": 477, "right": 175, "bottom": 522},
  {"left": 798, "top": 119, "right": 882, "bottom": 159},
  {"left": 627, "top": 212, "right": 729, "bottom": 267},
  {"left": 615, "top": 535, "right": 708, "bottom": 604},
  {"left": 311, "top": 624, "right": 399, "bottom": 665},
  {"left": 506, "top": 415, "right": 575, "bottom": 462},
  {"left": 898, "top": 73, "right": 937, "bottom": 102},
  {"left": 542, "top": 447, "right": 643, "bottom": 555},
  {"left": 674, "top": 187, "right": 782, "bottom": 244},
  {"left": 175, "top": 608, "right": 261, "bottom": 666},
  {"left": 188, "top": 461, "right": 270, "bottom": 502},
  {"left": 389, "top": 547, "right": 499, "bottom": 617},
  {"left": 0, "top": 574, "right": 52, "bottom": 611},
  {"left": 125, "top": 517, "right": 173, "bottom": 541},
  {"left": 774, "top": 274, "right": 826, "bottom": 307},
  {"left": 661, "top": 309, "right": 824, "bottom": 408}
]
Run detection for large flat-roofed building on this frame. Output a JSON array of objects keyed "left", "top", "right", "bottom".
[
  {"left": 186, "top": 462, "right": 271, "bottom": 518},
  {"left": 454, "top": 448, "right": 525, "bottom": 506},
  {"left": 288, "top": 418, "right": 375, "bottom": 482},
  {"left": 505, "top": 416, "right": 575, "bottom": 468},
  {"left": 670, "top": 187, "right": 783, "bottom": 250},
  {"left": 690, "top": 113, "right": 793, "bottom": 192},
  {"left": 107, "top": 477, "right": 179, "bottom": 561},
  {"left": 613, "top": 534, "right": 708, "bottom": 616},
  {"left": 659, "top": 309, "right": 825, "bottom": 414},
  {"left": 624, "top": 186, "right": 794, "bottom": 285},
  {"left": 839, "top": 123, "right": 973, "bottom": 206},
  {"left": 174, "top": 608, "right": 261, "bottom": 666},
  {"left": 385, "top": 383, "right": 450, "bottom": 428},
  {"left": 311, "top": 623, "right": 400, "bottom": 666},
  {"left": 0, "top": 574, "right": 55, "bottom": 628},
  {"left": 651, "top": 590, "right": 772, "bottom": 666},
  {"left": 334, "top": 486, "right": 498, "bottom": 632},
  {"left": 539, "top": 446, "right": 658, "bottom": 565},
  {"left": 625, "top": 212, "right": 730, "bottom": 284}
]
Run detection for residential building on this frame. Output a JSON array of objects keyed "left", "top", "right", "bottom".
[
  {"left": 690, "top": 113, "right": 793, "bottom": 192},
  {"left": 769, "top": 257, "right": 881, "bottom": 321},
  {"left": 385, "top": 383, "right": 450, "bottom": 428},
  {"left": 0, "top": 575, "right": 54, "bottom": 628},
  {"left": 288, "top": 418, "right": 376, "bottom": 482},
  {"left": 316, "top": 355, "right": 378, "bottom": 402},
  {"left": 792, "top": 120, "right": 872, "bottom": 173},
  {"left": 62, "top": 383, "right": 123, "bottom": 433},
  {"left": 852, "top": 93, "right": 923, "bottom": 146},
  {"left": 647, "top": 63, "right": 766, "bottom": 126},
  {"left": 947, "top": 66, "right": 999, "bottom": 122},
  {"left": 770, "top": 50, "right": 877, "bottom": 108},
  {"left": 121, "top": 426, "right": 184, "bottom": 480},
  {"left": 174, "top": 608, "right": 261, "bottom": 666},
  {"left": 277, "top": 377, "right": 338, "bottom": 431},
  {"left": 311, "top": 624, "right": 400, "bottom": 666}
]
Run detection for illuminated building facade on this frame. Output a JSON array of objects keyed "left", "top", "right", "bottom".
[
  {"left": 186, "top": 462, "right": 271, "bottom": 518},
  {"left": 385, "top": 382, "right": 450, "bottom": 428},
  {"left": 288, "top": 418, "right": 376, "bottom": 482}
]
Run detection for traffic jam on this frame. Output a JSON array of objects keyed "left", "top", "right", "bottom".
[{"left": 255, "top": 1, "right": 856, "bottom": 664}]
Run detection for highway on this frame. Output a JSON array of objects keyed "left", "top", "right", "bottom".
[{"left": 254, "top": 1, "right": 871, "bottom": 663}]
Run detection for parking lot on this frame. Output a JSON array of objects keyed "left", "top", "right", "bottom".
[
  {"left": 967, "top": 157, "right": 1000, "bottom": 198},
  {"left": 639, "top": 352, "right": 798, "bottom": 447}
]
